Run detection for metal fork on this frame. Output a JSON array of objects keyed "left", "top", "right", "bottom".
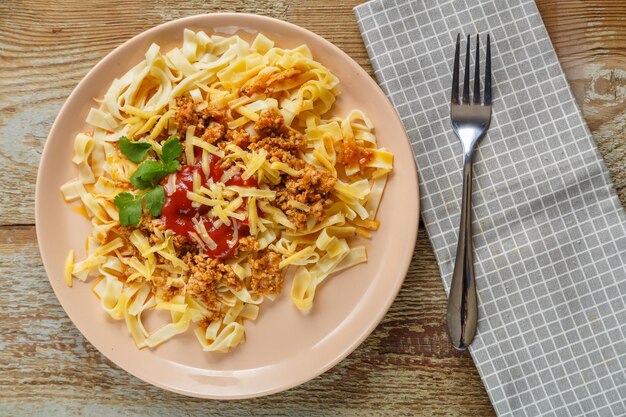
[{"left": 446, "top": 34, "right": 492, "bottom": 350}]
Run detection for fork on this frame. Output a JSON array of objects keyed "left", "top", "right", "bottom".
[{"left": 446, "top": 34, "right": 492, "bottom": 350}]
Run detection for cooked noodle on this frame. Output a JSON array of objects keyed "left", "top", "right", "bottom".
[{"left": 61, "top": 30, "right": 393, "bottom": 352}]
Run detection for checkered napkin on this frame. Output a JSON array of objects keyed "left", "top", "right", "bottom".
[{"left": 354, "top": 1, "right": 626, "bottom": 416}]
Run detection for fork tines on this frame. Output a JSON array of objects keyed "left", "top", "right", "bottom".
[{"left": 451, "top": 34, "right": 491, "bottom": 106}]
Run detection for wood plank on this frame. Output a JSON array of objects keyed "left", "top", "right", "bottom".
[
  {"left": 0, "top": 225, "right": 493, "bottom": 415},
  {"left": 537, "top": 0, "right": 626, "bottom": 205},
  {"left": 2, "top": 0, "right": 624, "bottom": 224},
  {"left": 2, "top": 0, "right": 626, "bottom": 415},
  {"left": 0, "top": 0, "right": 370, "bottom": 226}
]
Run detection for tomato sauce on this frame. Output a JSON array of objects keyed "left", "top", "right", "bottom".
[{"left": 161, "top": 152, "right": 256, "bottom": 260}]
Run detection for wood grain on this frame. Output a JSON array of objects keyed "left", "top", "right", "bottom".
[
  {"left": 537, "top": 0, "right": 626, "bottom": 205},
  {"left": 0, "top": 0, "right": 371, "bottom": 226},
  {"left": 0, "top": 225, "right": 492, "bottom": 416},
  {"left": 1, "top": 0, "right": 625, "bottom": 416}
]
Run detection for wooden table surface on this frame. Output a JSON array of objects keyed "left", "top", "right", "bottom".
[{"left": 2, "top": 1, "right": 625, "bottom": 415}]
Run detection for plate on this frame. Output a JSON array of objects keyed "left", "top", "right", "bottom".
[{"left": 35, "top": 13, "right": 419, "bottom": 399}]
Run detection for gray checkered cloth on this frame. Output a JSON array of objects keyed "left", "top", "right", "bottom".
[{"left": 354, "top": 1, "right": 626, "bottom": 416}]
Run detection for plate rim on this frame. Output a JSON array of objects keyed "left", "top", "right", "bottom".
[{"left": 35, "top": 12, "right": 420, "bottom": 399}]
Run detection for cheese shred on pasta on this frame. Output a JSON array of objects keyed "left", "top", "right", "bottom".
[{"left": 61, "top": 30, "right": 393, "bottom": 353}]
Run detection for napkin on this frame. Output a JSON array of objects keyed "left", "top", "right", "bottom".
[{"left": 354, "top": 1, "right": 626, "bottom": 416}]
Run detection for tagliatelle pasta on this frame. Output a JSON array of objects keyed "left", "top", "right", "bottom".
[{"left": 61, "top": 30, "right": 393, "bottom": 352}]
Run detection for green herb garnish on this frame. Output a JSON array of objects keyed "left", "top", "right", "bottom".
[
  {"left": 144, "top": 185, "right": 166, "bottom": 217},
  {"left": 161, "top": 136, "right": 183, "bottom": 164},
  {"left": 113, "top": 192, "right": 144, "bottom": 227},
  {"left": 113, "top": 185, "right": 167, "bottom": 227},
  {"left": 119, "top": 136, "right": 152, "bottom": 164},
  {"left": 130, "top": 160, "right": 171, "bottom": 190},
  {"left": 113, "top": 136, "right": 183, "bottom": 227}
]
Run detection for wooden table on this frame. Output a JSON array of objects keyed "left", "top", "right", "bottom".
[{"left": 2, "top": 1, "right": 625, "bottom": 415}]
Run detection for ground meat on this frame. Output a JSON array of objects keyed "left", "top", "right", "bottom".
[
  {"left": 273, "top": 164, "right": 336, "bottom": 228},
  {"left": 252, "top": 108, "right": 295, "bottom": 139},
  {"left": 250, "top": 132, "right": 305, "bottom": 155},
  {"left": 225, "top": 128, "right": 252, "bottom": 149},
  {"left": 286, "top": 165, "right": 335, "bottom": 197},
  {"left": 175, "top": 95, "right": 227, "bottom": 136},
  {"left": 240, "top": 68, "right": 303, "bottom": 96},
  {"left": 185, "top": 255, "right": 242, "bottom": 303},
  {"left": 338, "top": 139, "right": 374, "bottom": 167},
  {"left": 248, "top": 109, "right": 306, "bottom": 166},
  {"left": 200, "top": 122, "right": 226, "bottom": 144},
  {"left": 247, "top": 109, "right": 336, "bottom": 228},
  {"left": 141, "top": 218, "right": 166, "bottom": 245},
  {"left": 151, "top": 104, "right": 338, "bottom": 310},
  {"left": 151, "top": 271, "right": 181, "bottom": 301},
  {"left": 172, "top": 234, "right": 196, "bottom": 255},
  {"left": 249, "top": 250, "right": 282, "bottom": 295},
  {"left": 237, "top": 236, "right": 259, "bottom": 253}
]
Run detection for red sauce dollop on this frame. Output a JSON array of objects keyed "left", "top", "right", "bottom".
[{"left": 161, "top": 152, "right": 256, "bottom": 260}]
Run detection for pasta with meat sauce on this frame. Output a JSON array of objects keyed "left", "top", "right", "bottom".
[{"left": 60, "top": 30, "right": 393, "bottom": 352}]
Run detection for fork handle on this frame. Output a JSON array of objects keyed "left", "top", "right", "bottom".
[{"left": 446, "top": 151, "right": 478, "bottom": 350}]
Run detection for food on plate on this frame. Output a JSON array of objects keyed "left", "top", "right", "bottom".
[{"left": 60, "top": 30, "right": 393, "bottom": 352}]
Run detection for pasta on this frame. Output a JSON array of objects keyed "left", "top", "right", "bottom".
[{"left": 61, "top": 30, "right": 393, "bottom": 352}]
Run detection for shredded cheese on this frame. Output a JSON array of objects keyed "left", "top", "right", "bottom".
[{"left": 59, "top": 30, "right": 393, "bottom": 354}]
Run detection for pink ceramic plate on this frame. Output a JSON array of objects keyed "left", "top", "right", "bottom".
[{"left": 35, "top": 13, "right": 419, "bottom": 399}]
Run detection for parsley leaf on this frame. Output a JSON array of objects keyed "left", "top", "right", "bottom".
[
  {"left": 119, "top": 136, "right": 152, "bottom": 164},
  {"left": 165, "top": 159, "right": 180, "bottom": 173},
  {"left": 161, "top": 136, "right": 182, "bottom": 164},
  {"left": 144, "top": 185, "right": 166, "bottom": 217},
  {"left": 113, "top": 192, "right": 143, "bottom": 227},
  {"left": 128, "top": 136, "right": 181, "bottom": 190},
  {"left": 130, "top": 160, "right": 170, "bottom": 189}
]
